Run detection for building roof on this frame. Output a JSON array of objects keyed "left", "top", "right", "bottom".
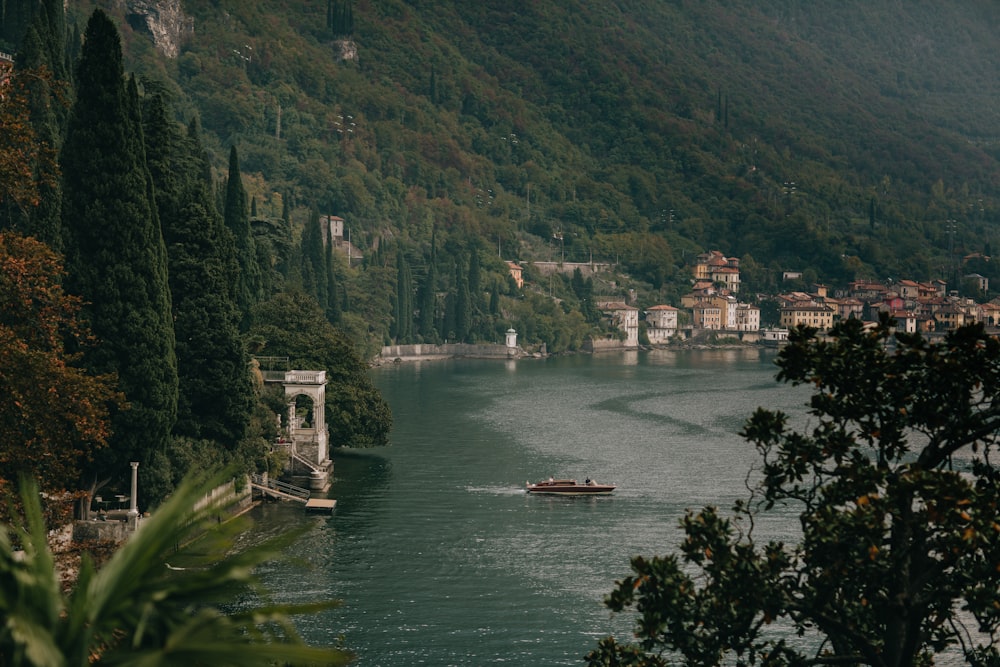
[{"left": 781, "top": 303, "right": 835, "bottom": 312}]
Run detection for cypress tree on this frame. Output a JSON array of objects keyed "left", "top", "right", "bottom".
[
  {"left": 277, "top": 193, "right": 293, "bottom": 277},
  {"left": 300, "top": 210, "right": 325, "bottom": 305},
  {"left": 140, "top": 93, "right": 179, "bottom": 226},
  {"left": 143, "top": 94, "right": 253, "bottom": 451},
  {"left": 60, "top": 9, "right": 177, "bottom": 504},
  {"left": 489, "top": 282, "right": 500, "bottom": 316},
  {"left": 417, "top": 259, "right": 437, "bottom": 341},
  {"left": 254, "top": 229, "right": 274, "bottom": 299},
  {"left": 468, "top": 245, "right": 481, "bottom": 309},
  {"left": 329, "top": 1, "right": 354, "bottom": 37},
  {"left": 392, "top": 250, "right": 413, "bottom": 343},
  {"left": 325, "top": 236, "right": 340, "bottom": 323},
  {"left": 454, "top": 260, "right": 471, "bottom": 342},
  {"left": 224, "top": 145, "right": 263, "bottom": 328},
  {"left": 442, "top": 290, "right": 456, "bottom": 342}
]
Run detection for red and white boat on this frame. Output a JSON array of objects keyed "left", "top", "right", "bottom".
[{"left": 525, "top": 477, "right": 616, "bottom": 495}]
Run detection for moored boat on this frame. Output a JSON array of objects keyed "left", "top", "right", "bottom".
[{"left": 525, "top": 477, "right": 616, "bottom": 495}]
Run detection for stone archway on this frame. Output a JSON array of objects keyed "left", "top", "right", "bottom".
[{"left": 283, "top": 370, "right": 329, "bottom": 468}]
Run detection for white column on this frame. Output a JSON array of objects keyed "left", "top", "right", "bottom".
[{"left": 129, "top": 461, "right": 139, "bottom": 516}]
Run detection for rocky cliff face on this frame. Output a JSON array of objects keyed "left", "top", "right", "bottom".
[
  {"left": 333, "top": 38, "right": 358, "bottom": 62},
  {"left": 115, "top": 0, "right": 193, "bottom": 59}
]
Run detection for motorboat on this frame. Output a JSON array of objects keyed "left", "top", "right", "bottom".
[{"left": 525, "top": 477, "right": 615, "bottom": 495}]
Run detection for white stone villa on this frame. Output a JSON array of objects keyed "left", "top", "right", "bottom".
[
  {"left": 645, "top": 305, "right": 679, "bottom": 343},
  {"left": 598, "top": 301, "right": 640, "bottom": 347}
]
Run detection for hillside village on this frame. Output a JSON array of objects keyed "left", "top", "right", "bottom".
[{"left": 529, "top": 250, "right": 998, "bottom": 349}]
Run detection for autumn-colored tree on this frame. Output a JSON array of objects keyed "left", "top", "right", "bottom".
[
  {"left": 0, "top": 66, "right": 57, "bottom": 225},
  {"left": 0, "top": 233, "right": 120, "bottom": 498}
]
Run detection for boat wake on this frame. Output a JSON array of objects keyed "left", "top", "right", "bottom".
[{"left": 464, "top": 485, "right": 529, "bottom": 496}]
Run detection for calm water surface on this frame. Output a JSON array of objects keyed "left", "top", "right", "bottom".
[{"left": 252, "top": 349, "right": 810, "bottom": 665}]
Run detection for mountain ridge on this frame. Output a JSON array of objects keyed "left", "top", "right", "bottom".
[{"left": 57, "top": 1, "right": 1000, "bottom": 297}]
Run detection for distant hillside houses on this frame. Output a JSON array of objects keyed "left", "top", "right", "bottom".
[
  {"left": 694, "top": 250, "right": 741, "bottom": 293},
  {"left": 599, "top": 250, "right": 1000, "bottom": 347},
  {"left": 598, "top": 250, "right": 761, "bottom": 345},
  {"left": 673, "top": 251, "right": 760, "bottom": 341},
  {"left": 774, "top": 276, "right": 1000, "bottom": 335}
]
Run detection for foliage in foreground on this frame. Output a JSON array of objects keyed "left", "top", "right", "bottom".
[
  {"left": 588, "top": 316, "right": 1000, "bottom": 666},
  {"left": 0, "top": 472, "right": 352, "bottom": 666}
]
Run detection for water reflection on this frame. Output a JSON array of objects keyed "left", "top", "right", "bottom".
[{"left": 253, "top": 351, "right": 807, "bottom": 666}]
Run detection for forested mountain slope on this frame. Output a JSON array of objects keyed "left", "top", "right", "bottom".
[{"left": 14, "top": 1, "right": 1000, "bottom": 297}]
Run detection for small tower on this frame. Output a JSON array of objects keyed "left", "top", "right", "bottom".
[{"left": 505, "top": 328, "right": 518, "bottom": 349}]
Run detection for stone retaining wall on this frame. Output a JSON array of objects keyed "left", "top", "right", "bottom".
[
  {"left": 380, "top": 343, "right": 521, "bottom": 360},
  {"left": 584, "top": 338, "right": 634, "bottom": 352}
]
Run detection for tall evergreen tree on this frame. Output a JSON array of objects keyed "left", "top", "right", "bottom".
[
  {"left": 417, "top": 257, "right": 437, "bottom": 341},
  {"left": 325, "top": 236, "right": 341, "bottom": 324},
  {"left": 328, "top": 0, "right": 354, "bottom": 37},
  {"left": 60, "top": 9, "right": 178, "bottom": 505},
  {"left": 442, "top": 284, "right": 456, "bottom": 342},
  {"left": 572, "top": 268, "right": 598, "bottom": 323},
  {"left": 468, "top": 243, "right": 481, "bottom": 309},
  {"left": 454, "top": 259, "right": 471, "bottom": 342},
  {"left": 276, "top": 192, "right": 293, "bottom": 277},
  {"left": 489, "top": 281, "right": 500, "bottom": 316},
  {"left": 300, "top": 210, "right": 327, "bottom": 308},
  {"left": 224, "top": 145, "right": 263, "bottom": 328},
  {"left": 468, "top": 244, "right": 489, "bottom": 338},
  {"left": 392, "top": 250, "right": 413, "bottom": 343},
  {"left": 143, "top": 93, "right": 253, "bottom": 452}
]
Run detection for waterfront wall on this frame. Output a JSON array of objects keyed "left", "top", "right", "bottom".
[
  {"left": 380, "top": 343, "right": 523, "bottom": 361},
  {"left": 584, "top": 337, "right": 634, "bottom": 352}
]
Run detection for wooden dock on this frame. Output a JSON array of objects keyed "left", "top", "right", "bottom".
[
  {"left": 250, "top": 474, "right": 336, "bottom": 513},
  {"left": 305, "top": 498, "right": 337, "bottom": 513}
]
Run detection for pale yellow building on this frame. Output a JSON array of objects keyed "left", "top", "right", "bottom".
[{"left": 779, "top": 303, "right": 835, "bottom": 330}]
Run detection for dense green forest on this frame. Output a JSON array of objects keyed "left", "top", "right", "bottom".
[
  {"left": 2, "top": 0, "right": 1000, "bottom": 499},
  {"left": 9, "top": 0, "right": 1000, "bottom": 343},
  {"left": 0, "top": 1, "right": 393, "bottom": 507}
]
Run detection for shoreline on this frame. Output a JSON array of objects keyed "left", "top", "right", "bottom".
[{"left": 375, "top": 340, "right": 769, "bottom": 365}]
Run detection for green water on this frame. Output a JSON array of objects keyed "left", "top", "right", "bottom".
[{"left": 252, "top": 349, "right": 809, "bottom": 665}]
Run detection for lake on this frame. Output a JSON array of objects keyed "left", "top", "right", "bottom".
[{"left": 251, "top": 348, "right": 811, "bottom": 665}]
